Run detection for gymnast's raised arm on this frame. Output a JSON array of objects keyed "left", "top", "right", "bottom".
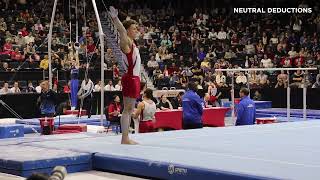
[{"left": 109, "top": 6, "right": 131, "bottom": 54}]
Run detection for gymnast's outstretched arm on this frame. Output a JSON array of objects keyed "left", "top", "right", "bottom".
[{"left": 109, "top": 6, "right": 131, "bottom": 53}]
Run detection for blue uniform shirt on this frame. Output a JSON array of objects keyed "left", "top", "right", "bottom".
[
  {"left": 236, "top": 96, "right": 256, "bottom": 126},
  {"left": 40, "top": 90, "right": 57, "bottom": 115},
  {"left": 182, "top": 90, "right": 204, "bottom": 125}
]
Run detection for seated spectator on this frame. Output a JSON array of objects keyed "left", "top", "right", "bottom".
[
  {"left": 281, "top": 57, "right": 292, "bottom": 67},
  {"left": 277, "top": 70, "right": 288, "bottom": 83},
  {"left": 203, "top": 93, "right": 213, "bottom": 108},
  {"left": 40, "top": 55, "right": 49, "bottom": 70},
  {"left": 169, "top": 72, "right": 180, "bottom": 88},
  {"left": 20, "top": 26, "right": 29, "bottom": 37},
  {"left": 10, "top": 81, "right": 21, "bottom": 93},
  {"left": 3, "top": 39, "right": 13, "bottom": 53},
  {"left": 0, "top": 18, "right": 7, "bottom": 32},
  {"left": 11, "top": 48, "right": 24, "bottom": 61},
  {"left": 207, "top": 82, "right": 222, "bottom": 107},
  {"left": 275, "top": 78, "right": 288, "bottom": 88},
  {"left": 288, "top": 47, "right": 297, "bottom": 58},
  {"left": 34, "top": 20, "right": 44, "bottom": 32},
  {"left": 147, "top": 56, "right": 159, "bottom": 75},
  {"left": 217, "top": 27, "right": 227, "bottom": 40},
  {"left": 25, "top": 81, "right": 36, "bottom": 93},
  {"left": 294, "top": 55, "right": 304, "bottom": 67},
  {"left": 24, "top": 33, "right": 35, "bottom": 45},
  {"left": 86, "top": 38, "right": 96, "bottom": 54},
  {"left": 206, "top": 48, "right": 217, "bottom": 60},
  {"left": 200, "top": 58, "right": 211, "bottom": 70},
  {"left": 215, "top": 71, "right": 227, "bottom": 87},
  {"left": 290, "top": 70, "right": 303, "bottom": 88},
  {"left": 260, "top": 54, "right": 273, "bottom": 68},
  {"left": 157, "top": 94, "right": 173, "bottom": 110},
  {"left": 191, "top": 62, "right": 203, "bottom": 83},
  {"left": 253, "top": 90, "right": 262, "bottom": 101},
  {"left": 94, "top": 80, "right": 102, "bottom": 92},
  {"left": 224, "top": 49, "right": 236, "bottom": 60},
  {"left": 0, "top": 62, "right": 12, "bottom": 72},
  {"left": 247, "top": 71, "right": 259, "bottom": 88},
  {"left": 245, "top": 40, "right": 255, "bottom": 55},
  {"left": 171, "top": 91, "right": 185, "bottom": 109},
  {"left": 112, "top": 64, "right": 119, "bottom": 79},
  {"left": 312, "top": 73, "right": 320, "bottom": 88},
  {"left": 0, "top": 82, "right": 12, "bottom": 94},
  {"left": 257, "top": 71, "right": 269, "bottom": 87},
  {"left": 132, "top": 88, "right": 157, "bottom": 133},
  {"left": 197, "top": 47, "right": 206, "bottom": 61},
  {"left": 104, "top": 80, "right": 115, "bottom": 91},
  {"left": 108, "top": 95, "right": 122, "bottom": 122},
  {"left": 14, "top": 32, "right": 26, "bottom": 46},
  {"left": 236, "top": 72, "right": 247, "bottom": 88},
  {"left": 160, "top": 36, "right": 172, "bottom": 49},
  {"left": 270, "top": 33, "right": 279, "bottom": 45},
  {"left": 114, "top": 80, "right": 122, "bottom": 91}
]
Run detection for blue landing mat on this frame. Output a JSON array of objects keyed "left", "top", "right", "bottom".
[
  {"left": 223, "top": 101, "right": 272, "bottom": 109},
  {"left": 0, "top": 145, "right": 91, "bottom": 177},
  {"left": 23, "top": 125, "right": 42, "bottom": 134},
  {"left": 28, "top": 121, "right": 320, "bottom": 180},
  {"left": 16, "top": 115, "right": 104, "bottom": 126},
  {"left": 256, "top": 108, "right": 320, "bottom": 116},
  {"left": 0, "top": 133, "right": 102, "bottom": 146}
]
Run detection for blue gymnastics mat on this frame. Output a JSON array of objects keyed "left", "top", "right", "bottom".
[
  {"left": 0, "top": 145, "right": 92, "bottom": 177},
  {"left": 28, "top": 121, "right": 320, "bottom": 180},
  {"left": 257, "top": 108, "right": 320, "bottom": 117},
  {"left": 16, "top": 115, "right": 104, "bottom": 126}
]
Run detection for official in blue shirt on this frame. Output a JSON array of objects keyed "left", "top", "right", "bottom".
[
  {"left": 182, "top": 81, "right": 204, "bottom": 129},
  {"left": 236, "top": 88, "right": 256, "bottom": 126},
  {"left": 37, "top": 81, "right": 57, "bottom": 117}
]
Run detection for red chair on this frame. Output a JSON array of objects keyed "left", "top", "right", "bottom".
[
  {"left": 256, "top": 117, "right": 277, "bottom": 124},
  {"left": 154, "top": 110, "right": 183, "bottom": 130},
  {"left": 39, "top": 117, "right": 54, "bottom": 135}
]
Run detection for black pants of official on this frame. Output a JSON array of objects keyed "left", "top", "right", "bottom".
[
  {"left": 183, "top": 123, "right": 203, "bottom": 130},
  {"left": 79, "top": 95, "right": 93, "bottom": 118}
]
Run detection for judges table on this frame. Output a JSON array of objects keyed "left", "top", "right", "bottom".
[{"left": 154, "top": 107, "right": 230, "bottom": 130}]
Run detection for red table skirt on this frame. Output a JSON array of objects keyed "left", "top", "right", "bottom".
[
  {"left": 154, "top": 107, "right": 230, "bottom": 130},
  {"left": 154, "top": 110, "right": 183, "bottom": 130},
  {"left": 65, "top": 110, "right": 87, "bottom": 116},
  {"left": 202, "top": 107, "right": 230, "bottom": 127},
  {"left": 256, "top": 117, "right": 277, "bottom": 124}
]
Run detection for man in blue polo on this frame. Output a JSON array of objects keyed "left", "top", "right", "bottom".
[
  {"left": 236, "top": 88, "right": 256, "bottom": 126},
  {"left": 182, "top": 81, "right": 204, "bottom": 129}
]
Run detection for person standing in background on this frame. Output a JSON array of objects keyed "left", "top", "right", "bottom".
[
  {"left": 77, "top": 77, "right": 94, "bottom": 118},
  {"left": 182, "top": 81, "right": 204, "bottom": 129},
  {"left": 236, "top": 88, "right": 256, "bottom": 126},
  {"left": 38, "top": 81, "right": 57, "bottom": 117}
]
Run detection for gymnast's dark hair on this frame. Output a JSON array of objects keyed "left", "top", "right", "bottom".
[
  {"left": 188, "top": 81, "right": 198, "bottom": 92},
  {"left": 144, "top": 88, "right": 153, "bottom": 99}
]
